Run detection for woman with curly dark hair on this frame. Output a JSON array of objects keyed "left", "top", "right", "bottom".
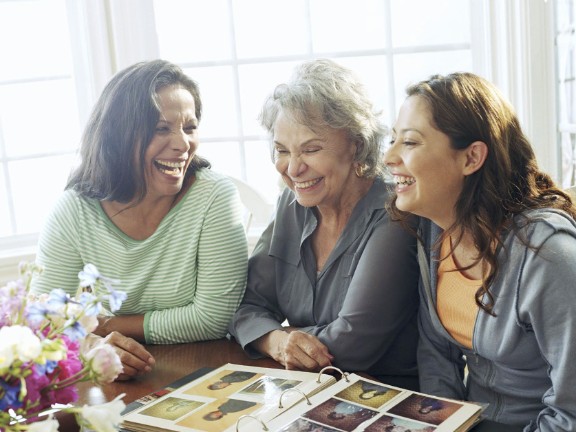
[{"left": 385, "top": 72, "right": 576, "bottom": 431}]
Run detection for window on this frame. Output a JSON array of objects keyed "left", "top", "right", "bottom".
[
  {"left": 0, "top": 0, "right": 560, "bottom": 281},
  {"left": 557, "top": 0, "right": 576, "bottom": 187},
  {"left": 151, "top": 0, "right": 473, "bottom": 202},
  {"left": 0, "top": 0, "right": 80, "bottom": 256}
]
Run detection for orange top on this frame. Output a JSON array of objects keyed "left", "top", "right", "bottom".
[{"left": 437, "top": 236, "right": 481, "bottom": 349}]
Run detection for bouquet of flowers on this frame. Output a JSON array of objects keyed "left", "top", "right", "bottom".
[{"left": 0, "top": 262, "right": 127, "bottom": 432}]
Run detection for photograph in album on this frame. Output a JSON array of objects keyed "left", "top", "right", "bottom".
[
  {"left": 121, "top": 363, "right": 337, "bottom": 432},
  {"left": 121, "top": 363, "right": 484, "bottom": 432}
]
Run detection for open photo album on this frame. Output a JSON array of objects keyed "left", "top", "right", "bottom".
[{"left": 121, "top": 363, "right": 484, "bottom": 432}]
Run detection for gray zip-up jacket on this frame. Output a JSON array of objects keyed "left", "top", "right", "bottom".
[{"left": 417, "top": 209, "right": 576, "bottom": 432}]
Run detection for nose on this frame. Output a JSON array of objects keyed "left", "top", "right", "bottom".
[
  {"left": 383, "top": 141, "right": 399, "bottom": 167},
  {"left": 287, "top": 154, "right": 306, "bottom": 178},
  {"left": 172, "top": 130, "right": 192, "bottom": 154}
]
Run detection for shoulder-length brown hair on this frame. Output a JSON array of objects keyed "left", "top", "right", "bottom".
[
  {"left": 67, "top": 59, "right": 210, "bottom": 202},
  {"left": 388, "top": 72, "right": 576, "bottom": 314}
]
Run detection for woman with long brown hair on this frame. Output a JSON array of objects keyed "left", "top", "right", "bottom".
[{"left": 385, "top": 72, "right": 576, "bottom": 430}]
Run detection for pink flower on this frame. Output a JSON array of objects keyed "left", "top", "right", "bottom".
[
  {"left": 83, "top": 343, "right": 123, "bottom": 384},
  {"left": 24, "top": 366, "right": 51, "bottom": 413},
  {"left": 47, "top": 338, "right": 83, "bottom": 405}
]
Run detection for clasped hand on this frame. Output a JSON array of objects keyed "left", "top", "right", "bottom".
[
  {"left": 259, "top": 329, "right": 334, "bottom": 371},
  {"left": 90, "top": 316, "right": 155, "bottom": 381}
]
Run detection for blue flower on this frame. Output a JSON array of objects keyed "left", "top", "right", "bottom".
[
  {"left": 26, "top": 302, "right": 50, "bottom": 326},
  {"left": 48, "top": 289, "right": 71, "bottom": 307},
  {"left": 107, "top": 289, "right": 127, "bottom": 313},
  {"left": 63, "top": 319, "right": 87, "bottom": 341},
  {"left": 35, "top": 360, "right": 58, "bottom": 375},
  {"left": 78, "top": 264, "right": 100, "bottom": 288},
  {"left": 0, "top": 379, "right": 22, "bottom": 411}
]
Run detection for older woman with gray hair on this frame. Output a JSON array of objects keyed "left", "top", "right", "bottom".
[{"left": 229, "top": 59, "right": 420, "bottom": 389}]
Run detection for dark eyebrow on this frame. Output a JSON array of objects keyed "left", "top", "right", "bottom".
[
  {"left": 399, "top": 128, "right": 422, "bottom": 134},
  {"left": 391, "top": 127, "right": 424, "bottom": 138}
]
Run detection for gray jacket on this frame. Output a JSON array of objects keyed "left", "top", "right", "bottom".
[
  {"left": 229, "top": 177, "right": 419, "bottom": 378},
  {"left": 417, "top": 209, "right": 576, "bottom": 431}
]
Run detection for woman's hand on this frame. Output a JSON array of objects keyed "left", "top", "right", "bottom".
[
  {"left": 101, "top": 332, "right": 155, "bottom": 381},
  {"left": 255, "top": 329, "right": 334, "bottom": 371}
]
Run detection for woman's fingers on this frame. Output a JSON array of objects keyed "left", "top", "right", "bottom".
[
  {"left": 103, "top": 331, "right": 155, "bottom": 380},
  {"left": 282, "top": 331, "right": 333, "bottom": 371}
]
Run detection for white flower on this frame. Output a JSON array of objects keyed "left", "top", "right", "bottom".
[
  {"left": 84, "top": 343, "right": 123, "bottom": 383},
  {"left": 0, "top": 325, "right": 42, "bottom": 369},
  {"left": 80, "top": 394, "right": 126, "bottom": 432},
  {"left": 26, "top": 415, "right": 59, "bottom": 432}
]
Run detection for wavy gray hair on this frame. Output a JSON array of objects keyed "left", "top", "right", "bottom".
[{"left": 259, "top": 58, "right": 386, "bottom": 178}]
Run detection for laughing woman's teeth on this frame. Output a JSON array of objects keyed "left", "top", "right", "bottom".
[
  {"left": 154, "top": 159, "right": 185, "bottom": 175},
  {"left": 395, "top": 175, "right": 415, "bottom": 185},
  {"left": 295, "top": 178, "right": 321, "bottom": 189}
]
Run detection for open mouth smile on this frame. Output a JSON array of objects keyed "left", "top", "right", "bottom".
[
  {"left": 154, "top": 159, "right": 186, "bottom": 176},
  {"left": 294, "top": 178, "right": 322, "bottom": 189},
  {"left": 394, "top": 175, "right": 415, "bottom": 186}
]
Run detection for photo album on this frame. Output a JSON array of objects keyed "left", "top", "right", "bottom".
[{"left": 120, "top": 363, "right": 484, "bottom": 432}]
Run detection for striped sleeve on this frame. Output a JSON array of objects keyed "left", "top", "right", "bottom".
[{"left": 31, "top": 191, "right": 84, "bottom": 294}]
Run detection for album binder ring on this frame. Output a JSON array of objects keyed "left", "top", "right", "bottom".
[
  {"left": 317, "top": 366, "right": 350, "bottom": 383},
  {"left": 278, "top": 388, "right": 312, "bottom": 409},
  {"left": 235, "top": 414, "right": 269, "bottom": 431}
]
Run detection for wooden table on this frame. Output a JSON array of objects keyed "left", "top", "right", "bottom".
[
  {"left": 58, "top": 339, "right": 521, "bottom": 432},
  {"left": 75, "top": 339, "right": 279, "bottom": 408}
]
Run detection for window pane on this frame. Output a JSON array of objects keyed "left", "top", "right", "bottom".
[
  {"left": 560, "top": 132, "right": 575, "bottom": 187},
  {"left": 238, "top": 62, "right": 299, "bottom": 136},
  {"left": 310, "top": 0, "right": 387, "bottom": 52},
  {"left": 234, "top": 0, "right": 308, "bottom": 58},
  {"left": 555, "top": 0, "right": 574, "bottom": 32},
  {"left": 197, "top": 141, "right": 243, "bottom": 179},
  {"left": 390, "top": 0, "right": 471, "bottom": 48},
  {"left": 9, "top": 154, "right": 75, "bottom": 234},
  {"left": 336, "top": 55, "right": 390, "bottom": 122},
  {"left": 245, "top": 140, "right": 282, "bottom": 203},
  {"left": 0, "top": 166, "right": 11, "bottom": 237},
  {"left": 0, "top": 80, "right": 80, "bottom": 157},
  {"left": 183, "top": 66, "right": 239, "bottom": 139},
  {"left": 556, "top": 0, "right": 576, "bottom": 187},
  {"left": 0, "top": 0, "right": 72, "bottom": 81},
  {"left": 154, "top": 0, "right": 232, "bottom": 63},
  {"left": 393, "top": 50, "right": 473, "bottom": 112}
]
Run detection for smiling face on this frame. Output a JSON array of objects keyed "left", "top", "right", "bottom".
[
  {"left": 384, "top": 95, "right": 469, "bottom": 228},
  {"left": 273, "top": 110, "right": 360, "bottom": 210},
  {"left": 144, "top": 85, "right": 198, "bottom": 201}
]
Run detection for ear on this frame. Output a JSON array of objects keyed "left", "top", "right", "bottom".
[{"left": 462, "top": 141, "right": 487, "bottom": 176}]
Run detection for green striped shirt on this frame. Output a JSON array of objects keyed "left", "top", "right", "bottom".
[{"left": 31, "top": 169, "right": 248, "bottom": 344}]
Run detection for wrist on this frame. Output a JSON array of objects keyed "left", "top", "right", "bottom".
[{"left": 255, "top": 329, "right": 286, "bottom": 361}]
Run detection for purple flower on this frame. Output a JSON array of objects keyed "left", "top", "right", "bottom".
[{"left": 0, "top": 280, "right": 26, "bottom": 324}]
